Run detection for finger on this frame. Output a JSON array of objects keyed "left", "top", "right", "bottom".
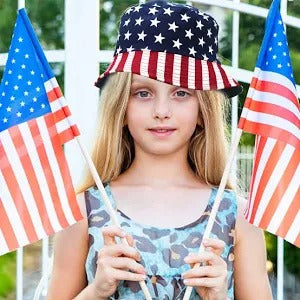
[
  {"left": 183, "top": 277, "right": 221, "bottom": 288},
  {"left": 101, "top": 244, "right": 141, "bottom": 261},
  {"left": 102, "top": 226, "right": 126, "bottom": 246},
  {"left": 110, "top": 257, "right": 147, "bottom": 274},
  {"left": 125, "top": 233, "right": 135, "bottom": 247},
  {"left": 184, "top": 251, "right": 226, "bottom": 266},
  {"left": 112, "top": 268, "right": 147, "bottom": 282},
  {"left": 182, "top": 265, "right": 225, "bottom": 279},
  {"left": 202, "top": 238, "right": 225, "bottom": 256}
]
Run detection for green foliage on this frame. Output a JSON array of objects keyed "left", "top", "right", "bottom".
[{"left": 0, "top": 252, "right": 16, "bottom": 297}]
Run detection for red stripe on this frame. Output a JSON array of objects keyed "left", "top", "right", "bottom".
[
  {"left": 0, "top": 197, "right": 19, "bottom": 252},
  {"left": 0, "top": 129, "right": 38, "bottom": 242},
  {"left": 180, "top": 56, "right": 189, "bottom": 88},
  {"left": 244, "top": 97, "right": 299, "bottom": 126},
  {"left": 103, "top": 55, "right": 118, "bottom": 76},
  {"left": 45, "top": 115, "right": 82, "bottom": 223},
  {"left": 148, "top": 51, "right": 158, "bottom": 80},
  {"left": 31, "top": 116, "right": 70, "bottom": 229},
  {"left": 239, "top": 118, "right": 299, "bottom": 149},
  {"left": 52, "top": 108, "right": 71, "bottom": 124},
  {"left": 47, "top": 87, "right": 63, "bottom": 103},
  {"left": 164, "top": 53, "right": 174, "bottom": 85},
  {"left": 207, "top": 62, "right": 217, "bottom": 90},
  {"left": 14, "top": 123, "right": 55, "bottom": 236},
  {"left": 59, "top": 126, "right": 79, "bottom": 144},
  {"left": 294, "top": 233, "right": 300, "bottom": 248},
  {"left": 258, "top": 147, "right": 299, "bottom": 229},
  {"left": 217, "top": 63, "right": 230, "bottom": 89},
  {"left": 250, "top": 78, "right": 299, "bottom": 107},
  {"left": 195, "top": 59, "right": 203, "bottom": 90},
  {"left": 131, "top": 51, "right": 142, "bottom": 74},
  {"left": 115, "top": 52, "right": 129, "bottom": 72}
]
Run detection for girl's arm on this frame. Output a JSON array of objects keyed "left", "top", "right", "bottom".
[
  {"left": 234, "top": 198, "right": 273, "bottom": 299},
  {"left": 47, "top": 192, "right": 91, "bottom": 299}
]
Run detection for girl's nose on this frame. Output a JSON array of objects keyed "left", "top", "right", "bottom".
[{"left": 152, "top": 96, "right": 172, "bottom": 120}]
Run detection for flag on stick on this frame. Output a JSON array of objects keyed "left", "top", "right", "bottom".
[
  {"left": 238, "top": 0, "right": 300, "bottom": 247},
  {"left": 0, "top": 9, "right": 83, "bottom": 255}
]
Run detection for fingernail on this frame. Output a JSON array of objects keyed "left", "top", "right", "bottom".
[
  {"left": 203, "top": 238, "right": 208, "bottom": 244},
  {"left": 181, "top": 272, "right": 186, "bottom": 278},
  {"left": 120, "top": 231, "right": 126, "bottom": 237},
  {"left": 141, "top": 274, "right": 147, "bottom": 280},
  {"left": 183, "top": 279, "right": 189, "bottom": 285}
]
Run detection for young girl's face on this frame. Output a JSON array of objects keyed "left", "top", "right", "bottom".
[{"left": 125, "top": 74, "right": 200, "bottom": 156}]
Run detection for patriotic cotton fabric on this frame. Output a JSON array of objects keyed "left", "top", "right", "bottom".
[
  {"left": 238, "top": 0, "right": 300, "bottom": 247},
  {"left": 0, "top": 9, "right": 82, "bottom": 255},
  {"left": 96, "top": 0, "right": 242, "bottom": 98}
]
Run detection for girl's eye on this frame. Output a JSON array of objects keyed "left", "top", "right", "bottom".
[
  {"left": 137, "top": 91, "right": 150, "bottom": 98},
  {"left": 176, "top": 90, "right": 189, "bottom": 97}
]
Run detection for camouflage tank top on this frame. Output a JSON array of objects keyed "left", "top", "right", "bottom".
[{"left": 85, "top": 183, "right": 237, "bottom": 299}]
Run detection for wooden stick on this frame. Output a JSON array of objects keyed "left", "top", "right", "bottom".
[
  {"left": 183, "top": 128, "right": 243, "bottom": 300},
  {"left": 76, "top": 136, "right": 152, "bottom": 300}
]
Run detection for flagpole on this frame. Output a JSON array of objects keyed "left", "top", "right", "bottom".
[
  {"left": 183, "top": 128, "right": 243, "bottom": 299},
  {"left": 277, "top": 237, "right": 284, "bottom": 300},
  {"left": 75, "top": 136, "right": 152, "bottom": 300},
  {"left": 18, "top": 0, "right": 25, "bottom": 9}
]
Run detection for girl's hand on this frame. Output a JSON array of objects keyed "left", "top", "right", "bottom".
[
  {"left": 182, "top": 238, "right": 228, "bottom": 300},
  {"left": 90, "top": 225, "right": 147, "bottom": 299}
]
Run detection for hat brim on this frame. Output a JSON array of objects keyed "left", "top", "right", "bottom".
[{"left": 95, "top": 50, "right": 242, "bottom": 98}]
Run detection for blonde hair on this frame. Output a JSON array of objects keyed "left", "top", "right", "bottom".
[{"left": 78, "top": 72, "right": 233, "bottom": 192}]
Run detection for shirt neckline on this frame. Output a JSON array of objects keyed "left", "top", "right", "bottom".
[{"left": 105, "top": 182, "right": 216, "bottom": 231}]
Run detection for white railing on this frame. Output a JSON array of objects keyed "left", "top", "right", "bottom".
[{"left": 0, "top": 0, "right": 299, "bottom": 299}]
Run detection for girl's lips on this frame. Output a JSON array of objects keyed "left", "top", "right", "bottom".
[{"left": 148, "top": 128, "right": 176, "bottom": 137}]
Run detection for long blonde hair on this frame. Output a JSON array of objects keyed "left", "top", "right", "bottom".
[{"left": 78, "top": 72, "right": 233, "bottom": 192}]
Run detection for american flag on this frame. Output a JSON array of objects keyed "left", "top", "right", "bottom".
[
  {"left": 238, "top": 0, "right": 300, "bottom": 247},
  {"left": 0, "top": 9, "right": 82, "bottom": 255}
]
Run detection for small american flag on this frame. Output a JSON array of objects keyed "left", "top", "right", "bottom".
[
  {"left": 238, "top": 0, "right": 300, "bottom": 247},
  {"left": 0, "top": 8, "right": 82, "bottom": 255}
]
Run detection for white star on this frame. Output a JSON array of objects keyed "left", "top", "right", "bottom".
[
  {"left": 148, "top": 7, "right": 158, "bottom": 15},
  {"left": 41, "top": 104, "right": 46, "bottom": 109},
  {"left": 4, "top": 81, "right": 8, "bottom": 86},
  {"left": 287, "top": 63, "right": 290, "bottom": 67},
  {"left": 189, "top": 47, "right": 196, "bottom": 56},
  {"left": 134, "top": 5, "right": 142, "bottom": 12},
  {"left": 213, "top": 20, "right": 218, "bottom": 28},
  {"left": 272, "top": 55, "right": 277, "bottom": 59},
  {"left": 138, "top": 30, "right": 147, "bottom": 41},
  {"left": 124, "top": 30, "right": 132, "bottom": 40},
  {"left": 14, "top": 85, "right": 19, "bottom": 90},
  {"left": 18, "top": 75, "right": 22, "bottom": 80},
  {"left": 27, "top": 81, "right": 32, "bottom": 85},
  {"left": 116, "top": 46, "right": 122, "bottom": 54},
  {"left": 1, "top": 92, "right": 5, "bottom": 96},
  {"left": 173, "top": 38, "right": 182, "bottom": 49},
  {"left": 125, "top": 7, "right": 132, "bottom": 15},
  {"left": 198, "top": 37, "right": 205, "bottom": 47},
  {"left": 266, "top": 61, "right": 269, "bottom": 65},
  {"left": 123, "top": 18, "right": 130, "bottom": 26},
  {"left": 185, "top": 29, "right": 194, "bottom": 39},
  {"left": 202, "top": 54, "right": 208, "bottom": 60},
  {"left": 29, "top": 107, "right": 34, "bottom": 113},
  {"left": 150, "top": 17, "right": 160, "bottom": 27},
  {"left": 269, "top": 47, "right": 272, "bottom": 51},
  {"left": 273, "top": 32, "right": 277, "bottom": 37},
  {"left": 163, "top": 7, "right": 174, "bottom": 16},
  {"left": 16, "top": 112, "right": 22, "bottom": 117},
  {"left": 207, "top": 29, "right": 212, "bottom": 38},
  {"left": 142, "top": 46, "right": 149, "bottom": 51},
  {"left": 127, "top": 45, "right": 134, "bottom": 52},
  {"left": 277, "top": 64, "right": 282, "bottom": 68},
  {"left": 25, "top": 54, "right": 29, "bottom": 59},
  {"left": 15, "top": 48, "right": 20, "bottom": 53},
  {"left": 20, "top": 101, "right": 25, "bottom": 106},
  {"left": 203, "top": 15, "right": 210, "bottom": 21},
  {"left": 6, "top": 107, "right": 12, "bottom": 112},
  {"left": 24, "top": 91, "right": 29, "bottom": 96},
  {"left": 135, "top": 17, "right": 144, "bottom": 26},
  {"left": 155, "top": 33, "right": 165, "bottom": 44},
  {"left": 153, "top": 3, "right": 161, "bottom": 7},
  {"left": 278, "top": 20, "right": 282, "bottom": 25},
  {"left": 168, "top": 21, "right": 178, "bottom": 32},
  {"left": 18, "top": 37, "right": 23, "bottom": 42},
  {"left": 181, "top": 13, "right": 190, "bottom": 22},
  {"left": 278, "top": 41, "right": 282, "bottom": 46},
  {"left": 11, "top": 59, "right": 16, "bottom": 64},
  {"left": 8, "top": 70, "right": 12, "bottom": 74},
  {"left": 21, "top": 64, "right": 26, "bottom": 69},
  {"left": 33, "top": 97, "right": 37, "bottom": 102},
  {"left": 283, "top": 52, "right": 287, "bottom": 56},
  {"left": 30, "top": 70, "right": 35, "bottom": 75},
  {"left": 36, "top": 87, "right": 41, "bottom": 92},
  {"left": 214, "top": 37, "right": 217, "bottom": 45},
  {"left": 196, "top": 20, "right": 204, "bottom": 30},
  {"left": 3, "top": 118, "right": 8, "bottom": 123},
  {"left": 10, "top": 96, "right": 15, "bottom": 101},
  {"left": 208, "top": 45, "right": 214, "bottom": 55}
]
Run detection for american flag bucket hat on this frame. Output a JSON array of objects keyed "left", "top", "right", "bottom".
[{"left": 95, "top": 0, "right": 243, "bottom": 98}]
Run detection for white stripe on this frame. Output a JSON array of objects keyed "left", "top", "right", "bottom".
[
  {"left": 110, "top": 53, "right": 123, "bottom": 73},
  {"left": 267, "top": 161, "right": 300, "bottom": 233},
  {"left": 188, "top": 57, "right": 195, "bottom": 89},
  {"left": 247, "top": 137, "right": 277, "bottom": 220},
  {"left": 18, "top": 122, "right": 62, "bottom": 232},
  {"left": 285, "top": 210, "right": 300, "bottom": 245},
  {"left": 212, "top": 63, "right": 225, "bottom": 89},
  {"left": 49, "top": 97, "right": 65, "bottom": 113},
  {"left": 37, "top": 118, "right": 76, "bottom": 225},
  {"left": 241, "top": 108, "right": 300, "bottom": 140},
  {"left": 55, "top": 116, "right": 76, "bottom": 134},
  {"left": 0, "top": 170, "right": 29, "bottom": 248},
  {"left": 255, "top": 67, "right": 297, "bottom": 95},
  {"left": 173, "top": 54, "right": 181, "bottom": 86},
  {"left": 0, "top": 229, "right": 10, "bottom": 255},
  {"left": 201, "top": 60, "right": 210, "bottom": 90},
  {"left": 156, "top": 52, "right": 166, "bottom": 82},
  {"left": 248, "top": 87, "right": 300, "bottom": 120},
  {"left": 123, "top": 51, "right": 135, "bottom": 72},
  {"left": 0, "top": 128, "right": 46, "bottom": 239},
  {"left": 44, "top": 78, "right": 58, "bottom": 93},
  {"left": 254, "top": 143, "right": 294, "bottom": 225},
  {"left": 140, "top": 50, "right": 150, "bottom": 77}
]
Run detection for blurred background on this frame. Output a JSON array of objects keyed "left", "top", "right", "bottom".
[{"left": 0, "top": 0, "right": 299, "bottom": 299}]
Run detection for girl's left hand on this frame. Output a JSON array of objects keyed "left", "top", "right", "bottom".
[{"left": 182, "top": 238, "right": 228, "bottom": 300}]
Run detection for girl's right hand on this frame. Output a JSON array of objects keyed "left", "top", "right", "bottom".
[{"left": 90, "top": 225, "right": 147, "bottom": 299}]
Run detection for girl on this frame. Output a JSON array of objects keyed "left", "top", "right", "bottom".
[{"left": 47, "top": 1, "right": 272, "bottom": 299}]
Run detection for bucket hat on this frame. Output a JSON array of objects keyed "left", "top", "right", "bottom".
[{"left": 95, "top": 0, "right": 242, "bottom": 98}]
